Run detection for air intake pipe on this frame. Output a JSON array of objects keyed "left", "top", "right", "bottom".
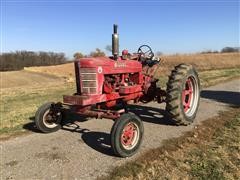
[{"left": 112, "top": 24, "right": 119, "bottom": 60}]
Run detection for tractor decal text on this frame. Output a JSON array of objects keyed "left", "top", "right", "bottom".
[{"left": 114, "top": 62, "right": 126, "bottom": 68}]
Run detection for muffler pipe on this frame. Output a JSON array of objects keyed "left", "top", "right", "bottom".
[{"left": 112, "top": 24, "right": 119, "bottom": 60}]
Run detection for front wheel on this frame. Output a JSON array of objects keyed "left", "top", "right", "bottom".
[
  {"left": 110, "top": 113, "right": 144, "bottom": 157},
  {"left": 166, "top": 64, "right": 200, "bottom": 125},
  {"left": 35, "top": 102, "right": 62, "bottom": 133}
]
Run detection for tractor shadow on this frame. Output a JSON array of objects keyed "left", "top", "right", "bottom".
[
  {"left": 61, "top": 120, "right": 115, "bottom": 156},
  {"left": 81, "top": 132, "right": 114, "bottom": 156},
  {"left": 127, "top": 104, "right": 175, "bottom": 125},
  {"left": 23, "top": 90, "right": 240, "bottom": 157},
  {"left": 60, "top": 115, "right": 115, "bottom": 156},
  {"left": 24, "top": 104, "right": 173, "bottom": 157},
  {"left": 23, "top": 117, "right": 41, "bottom": 133},
  {"left": 201, "top": 90, "right": 240, "bottom": 107},
  {"left": 62, "top": 104, "right": 173, "bottom": 156}
]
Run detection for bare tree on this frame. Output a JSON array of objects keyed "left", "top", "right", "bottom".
[
  {"left": 90, "top": 48, "right": 106, "bottom": 57},
  {"left": 221, "top": 47, "right": 240, "bottom": 53},
  {"left": 73, "top": 52, "right": 84, "bottom": 59}
]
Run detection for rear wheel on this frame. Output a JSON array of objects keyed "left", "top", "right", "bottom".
[
  {"left": 35, "top": 102, "right": 62, "bottom": 133},
  {"left": 110, "top": 113, "right": 144, "bottom": 157},
  {"left": 166, "top": 64, "right": 200, "bottom": 125}
]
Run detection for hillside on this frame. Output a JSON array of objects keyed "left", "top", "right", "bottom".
[{"left": 24, "top": 52, "right": 240, "bottom": 79}]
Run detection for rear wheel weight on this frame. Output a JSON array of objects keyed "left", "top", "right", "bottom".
[
  {"left": 110, "top": 113, "right": 144, "bottom": 157},
  {"left": 166, "top": 64, "right": 200, "bottom": 125}
]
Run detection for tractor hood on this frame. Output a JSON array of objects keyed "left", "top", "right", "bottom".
[
  {"left": 78, "top": 57, "right": 115, "bottom": 67},
  {"left": 76, "top": 56, "right": 142, "bottom": 74}
]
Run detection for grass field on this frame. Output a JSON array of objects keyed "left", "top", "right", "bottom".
[
  {"left": 24, "top": 52, "right": 240, "bottom": 79},
  {"left": 1, "top": 67, "right": 240, "bottom": 139},
  {"left": 160, "top": 52, "right": 240, "bottom": 72},
  {"left": 0, "top": 70, "right": 65, "bottom": 89},
  {"left": 1, "top": 52, "right": 240, "bottom": 139},
  {"left": 0, "top": 83, "right": 75, "bottom": 136},
  {"left": 100, "top": 107, "right": 240, "bottom": 180}
]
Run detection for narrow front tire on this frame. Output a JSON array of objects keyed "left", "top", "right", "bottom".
[
  {"left": 110, "top": 113, "right": 144, "bottom": 158},
  {"left": 35, "top": 102, "right": 62, "bottom": 133}
]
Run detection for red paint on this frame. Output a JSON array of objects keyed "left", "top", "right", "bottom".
[
  {"left": 121, "top": 123, "right": 137, "bottom": 146},
  {"left": 122, "top": 49, "right": 128, "bottom": 55},
  {"left": 119, "top": 85, "right": 142, "bottom": 94},
  {"left": 78, "top": 57, "right": 142, "bottom": 74},
  {"left": 182, "top": 77, "right": 193, "bottom": 112},
  {"left": 63, "top": 53, "right": 161, "bottom": 120}
]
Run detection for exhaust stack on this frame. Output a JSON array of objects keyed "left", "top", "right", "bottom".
[{"left": 112, "top": 24, "right": 119, "bottom": 60}]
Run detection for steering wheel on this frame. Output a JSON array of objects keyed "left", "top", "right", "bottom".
[{"left": 137, "top": 45, "right": 154, "bottom": 59}]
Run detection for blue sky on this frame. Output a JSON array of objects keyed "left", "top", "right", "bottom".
[{"left": 1, "top": 0, "right": 239, "bottom": 58}]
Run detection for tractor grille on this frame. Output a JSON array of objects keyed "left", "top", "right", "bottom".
[{"left": 80, "top": 68, "right": 97, "bottom": 94}]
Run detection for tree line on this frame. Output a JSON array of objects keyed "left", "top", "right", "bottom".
[
  {"left": 1, "top": 46, "right": 238, "bottom": 71},
  {"left": 0, "top": 51, "right": 67, "bottom": 71},
  {"left": 73, "top": 48, "right": 106, "bottom": 59},
  {"left": 201, "top": 47, "right": 240, "bottom": 54},
  {"left": 0, "top": 48, "right": 107, "bottom": 72}
]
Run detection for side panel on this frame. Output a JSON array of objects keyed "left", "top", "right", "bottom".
[
  {"left": 97, "top": 72, "right": 104, "bottom": 94},
  {"left": 74, "top": 61, "right": 81, "bottom": 94}
]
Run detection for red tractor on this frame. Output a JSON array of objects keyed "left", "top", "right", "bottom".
[{"left": 35, "top": 25, "right": 200, "bottom": 157}]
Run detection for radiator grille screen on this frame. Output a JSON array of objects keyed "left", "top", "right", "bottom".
[{"left": 80, "top": 68, "right": 97, "bottom": 94}]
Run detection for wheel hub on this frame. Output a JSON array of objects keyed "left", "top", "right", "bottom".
[
  {"left": 182, "top": 77, "right": 194, "bottom": 112},
  {"left": 43, "top": 110, "right": 60, "bottom": 128},
  {"left": 45, "top": 112, "right": 56, "bottom": 123},
  {"left": 121, "top": 123, "right": 138, "bottom": 149}
]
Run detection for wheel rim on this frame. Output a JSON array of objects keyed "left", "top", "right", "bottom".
[
  {"left": 42, "top": 109, "right": 61, "bottom": 128},
  {"left": 182, "top": 76, "right": 199, "bottom": 117},
  {"left": 121, "top": 122, "right": 140, "bottom": 150}
]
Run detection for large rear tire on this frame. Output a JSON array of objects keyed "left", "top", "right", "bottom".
[
  {"left": 166, "top": 64, "right": 200, "bottom": 125},
  {"left": 35, "top": 102, "right": 62, "bottom": 133},
  {"left": 110, "top": 113, "right": 144, "bottom": 157}
]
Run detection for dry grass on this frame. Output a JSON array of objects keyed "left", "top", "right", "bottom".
[
  {"left": 159, "top": 52, "right": 240, "bottom": 74},
  {"left": 0, "top": 70, "right": 65, "bottom": 89},
  {"left": 0, "top": 68, "right": 239, "bottom": 139},
  {"left": 24, "top": 53, "right": 240, "bottom": 79},
  {"left": 157, "top": 68, "right": 240, "bottom": 89},
  {"left": 199, "top": 68, "right": 240, "bottom": 87},
  {"left": 0, "top": 83, "right": 75, "bottom": 139},
  {"left": 100, "top": 108, "right": 240, "bottom": 180},
  {"left": 1, "top": 52, "right": 239, "bottom": 138},
  {"left": 24, "top": 63, "right": 75, "bottom": 82}
]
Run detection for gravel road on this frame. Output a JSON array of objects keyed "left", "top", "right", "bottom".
[{"left": 1, "top": 79, "right": 240, "bottom": 180}]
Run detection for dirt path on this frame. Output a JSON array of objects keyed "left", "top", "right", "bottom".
[{"left": 1, "top": 79, "right": 240, "bottom": 180}]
